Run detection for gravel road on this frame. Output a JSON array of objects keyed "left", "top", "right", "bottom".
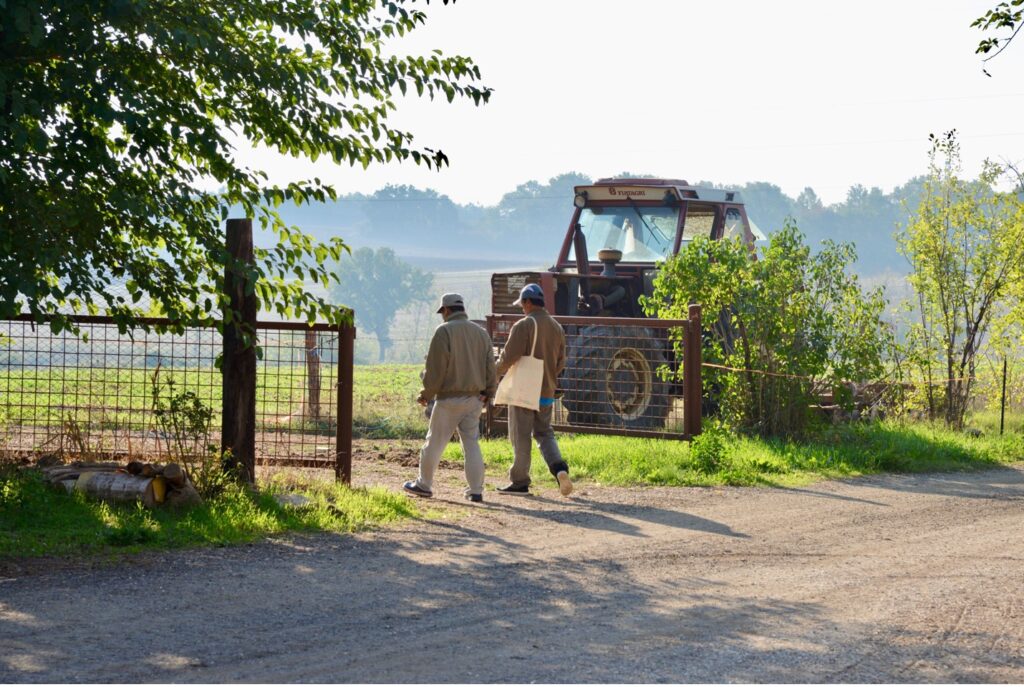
[{"left": 2, "top": 463, "right": 1023, "bottom": 683}]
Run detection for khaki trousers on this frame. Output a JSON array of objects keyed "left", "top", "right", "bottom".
[
  {"left": 507, "top": 404, "right": 568, "bottom": 487},
  {"left": 416, "top": 395, "right": 485, "bottom": 495}
]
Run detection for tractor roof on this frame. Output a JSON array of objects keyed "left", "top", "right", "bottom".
[{"left": 579, "top": 178, "right": 745, "bottom": 205}]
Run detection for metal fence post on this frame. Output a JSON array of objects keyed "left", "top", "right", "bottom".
[
  {"left": 336, "top": 322, "right": 355, "bottom": 484},
  {"left": 222, "top": 218, "right": 257, "bottom": 485},
  {"left": 684, "top": 304, "right": 703, "bottom": 438},
  {"left": 305, "top": 329, "right": 321, "bottom": 420},
  {"left": 1000, "top": 356, "right": 1007, "bottom": 436},
  {"left": 484, "top": 315, "right": 495, "bottom": 438}
]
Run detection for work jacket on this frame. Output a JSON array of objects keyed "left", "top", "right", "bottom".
[
  {"left": 496, "top": 308, "right": 566, "bottom": 399},
  {"left": 419, "top": 312, "right": 497, "bottom": 402}
]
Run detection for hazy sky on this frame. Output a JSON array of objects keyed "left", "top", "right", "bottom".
[{"left": 237, "top": 0, "right": 1024, "bottom": 206}]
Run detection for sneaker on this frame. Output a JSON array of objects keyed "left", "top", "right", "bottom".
[
  {"left": 465, "top": 493, "right": 483, "bottom": 503},
  {"left": 402, "top": 480, "right": 433, "bottom": 498},
  {"left": 495, "top": 483, "right": 530, "bottom": 495},
  {"left": 556, "top": 470, "right": 573, "bottom": 496}
]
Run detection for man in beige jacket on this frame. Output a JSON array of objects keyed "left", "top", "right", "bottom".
[
  {"left": 404, "top": 293, "right": 497, "bottom": 502},
  {"left": 495, "top": 283, "right": 572, "bottom": 497}
]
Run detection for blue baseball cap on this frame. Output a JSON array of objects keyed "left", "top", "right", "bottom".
[{"left": 512, "top": 283, "right": 544, "bottom": 306}]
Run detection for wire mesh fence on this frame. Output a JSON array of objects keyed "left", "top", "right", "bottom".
[
  {"left": 0, "top": 316, "right": 349, "bottom": 472},
  {"left": 486, "top": 314, "right": 700, "bottom": 439},
  {"left": 252, "top": 325, "right": 342, "bottom": 469}
]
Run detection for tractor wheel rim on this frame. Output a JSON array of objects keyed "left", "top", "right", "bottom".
[{"left": 605, "top": 347, "right": 652, "bottom": 420}]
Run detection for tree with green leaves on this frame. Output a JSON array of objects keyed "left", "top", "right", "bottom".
[
  {"left": 973, "top": 0, "right": 1023, "bottom": 74},
  {"left": 332, "top": 247, "right": 432, "bottom": 362},
  {"left": 0, "top": 0, "right": 489, "bottom": 335},
  {"left": 897, "top": 131, "right": 1024, "bottom": 428},
  {"left": 644, "top": 223, "right": 892, "bottom": 438}
]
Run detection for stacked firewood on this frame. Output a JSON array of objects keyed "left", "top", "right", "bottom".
[{"left": 39, "top": 460, "right": 202, "bottom": 509}]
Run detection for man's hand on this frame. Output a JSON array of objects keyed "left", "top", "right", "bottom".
[{"left": 417, "top": 396, "right": 428, "bottom": 407}]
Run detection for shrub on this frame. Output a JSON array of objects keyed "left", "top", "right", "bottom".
[
  {"left": 150, "top": 368, "right": 232, "bottom": 498},
  {"left": 690, "top": 426, "right": 728, "bottom": 474},
  {"left": 644, "top": 222, "right": 893, "bottom": 438}
]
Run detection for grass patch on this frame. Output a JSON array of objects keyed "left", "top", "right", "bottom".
[
  {"left": 352, "top": 364, "right": 426, "bottom": 438},
  {"left": 0, "top": 465, "right": 418, "bottom": 559},
  {"left": 441, "top": 420, "right": 1024, "bottom": 488},
  {"left": 965, "top": 409, "right": 1024, "bottom": 436}
]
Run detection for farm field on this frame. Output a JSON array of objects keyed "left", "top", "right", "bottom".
[{"left": 0, "top": 363, "right": 427, "bottom": 449}]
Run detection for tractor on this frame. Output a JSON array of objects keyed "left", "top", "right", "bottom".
[{"left": 487, "top": 178, "right": 760, "bottom": 432}]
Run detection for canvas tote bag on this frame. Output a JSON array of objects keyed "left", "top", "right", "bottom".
[{"left": 494, "top": 319, "right": 544, "bottom": 411}]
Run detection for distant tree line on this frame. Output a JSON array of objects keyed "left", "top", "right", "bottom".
[{"left": 274, "top": 172, "right": 929, "bottom": 276}]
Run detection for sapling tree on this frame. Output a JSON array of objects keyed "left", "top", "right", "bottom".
[{"left": 897, "top": 131, "right": 1024, "bottom": 428}]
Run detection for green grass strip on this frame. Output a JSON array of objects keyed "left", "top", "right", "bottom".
[
  {"left": 442, "top": 420, "right": 1024, "bottom": 488},
  {"left": 0, "top": 468, "right": 418, "bottom": 559}
]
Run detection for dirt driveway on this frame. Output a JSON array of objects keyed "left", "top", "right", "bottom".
[{"left": 2, "top": 460, "right": 1023, "bottom": 683}]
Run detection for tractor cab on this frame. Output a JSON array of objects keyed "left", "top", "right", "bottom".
[{"left": 492, "top": 178, "right": 757, "bottom": 319}]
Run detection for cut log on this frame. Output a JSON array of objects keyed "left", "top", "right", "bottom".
[
  {"left": 140, "top": 464, "right": 157, "bottom": 478},
  {"left": 42, "top": 463, "right": 120, "bottom": 485},
  {"left": 126, "top": 460, "right": 145, "bottom": 475},
  {"left": 162, "top": 463, "right": 186, "bottom": 488},
  {"left": 44, "top": 463, "right": 119, "bottom": 475},
  {"left": 36, "top": 454, "right": 62, "bottom": 468},
  {"left": 165, "top": 484, "right": 203, "bottom": 510},
  {"left": 74, "top": 472, "right": 165, "bottom": 508},
  {"left": 43, "top": 468, "right": 83, "bottom": 483},
  {"left": 151, "top": 475, "right": 167, "bottom": 504}
]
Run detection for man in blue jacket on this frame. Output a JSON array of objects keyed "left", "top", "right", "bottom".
[{"left": 495, "top": 283, "right": 572, "bottom": 497}]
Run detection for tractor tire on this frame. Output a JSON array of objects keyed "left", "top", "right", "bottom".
[{"left": 562, "top": 325, "right": 672, "bottom": 430}]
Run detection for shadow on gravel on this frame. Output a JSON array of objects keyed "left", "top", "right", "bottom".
[
  {"left": 773, "top": 486, "right": 890, "bottom": 507},
  {"left": 5, "top": 469, "right": 1024, "bottom": 682},
  {"left": 846, "top": 465, "right": 1024, "bottom": 502},
  {"left": 0, "top": 533, "right": 819, "bottom": 683},
  {"left": 2, "top": 517, "right": 1022, "bottom": 683},
  {"left": 479, "top": 493, "right": 749, "bottom": 540}
]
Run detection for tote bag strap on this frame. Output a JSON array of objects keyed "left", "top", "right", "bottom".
[{"left": 528, "top": 317, "right": 539, "bottom": 358}]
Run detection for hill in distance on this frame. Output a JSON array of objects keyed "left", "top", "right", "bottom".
[{"left": 264, "top": 172, "right": 926, "bottom": 276}]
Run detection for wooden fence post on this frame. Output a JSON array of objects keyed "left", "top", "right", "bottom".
[
  {"left": 222, "top": 218, "right": 257, "bottom": 485},
  {"left": 683, "top": 304, "right": 703, "bottom": 438},
  {"left": 336, "top": 322, "right": 355, "bottom": 484}
]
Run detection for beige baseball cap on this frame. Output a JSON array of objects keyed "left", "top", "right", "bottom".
[{"left": 436, "top": 292, "right": 465, "bottom": 313}]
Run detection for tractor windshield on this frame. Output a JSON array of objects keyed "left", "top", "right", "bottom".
[{"left": 569, "top": 205, "right": 679, "bottom": 263}]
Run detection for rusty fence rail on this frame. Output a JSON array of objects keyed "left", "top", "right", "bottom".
[
  {"left": 0, "top": 315, "right": 355, "bottom": 482},
  {"left": 486, "top": 306, "right": 702, "bottom": 439}
]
